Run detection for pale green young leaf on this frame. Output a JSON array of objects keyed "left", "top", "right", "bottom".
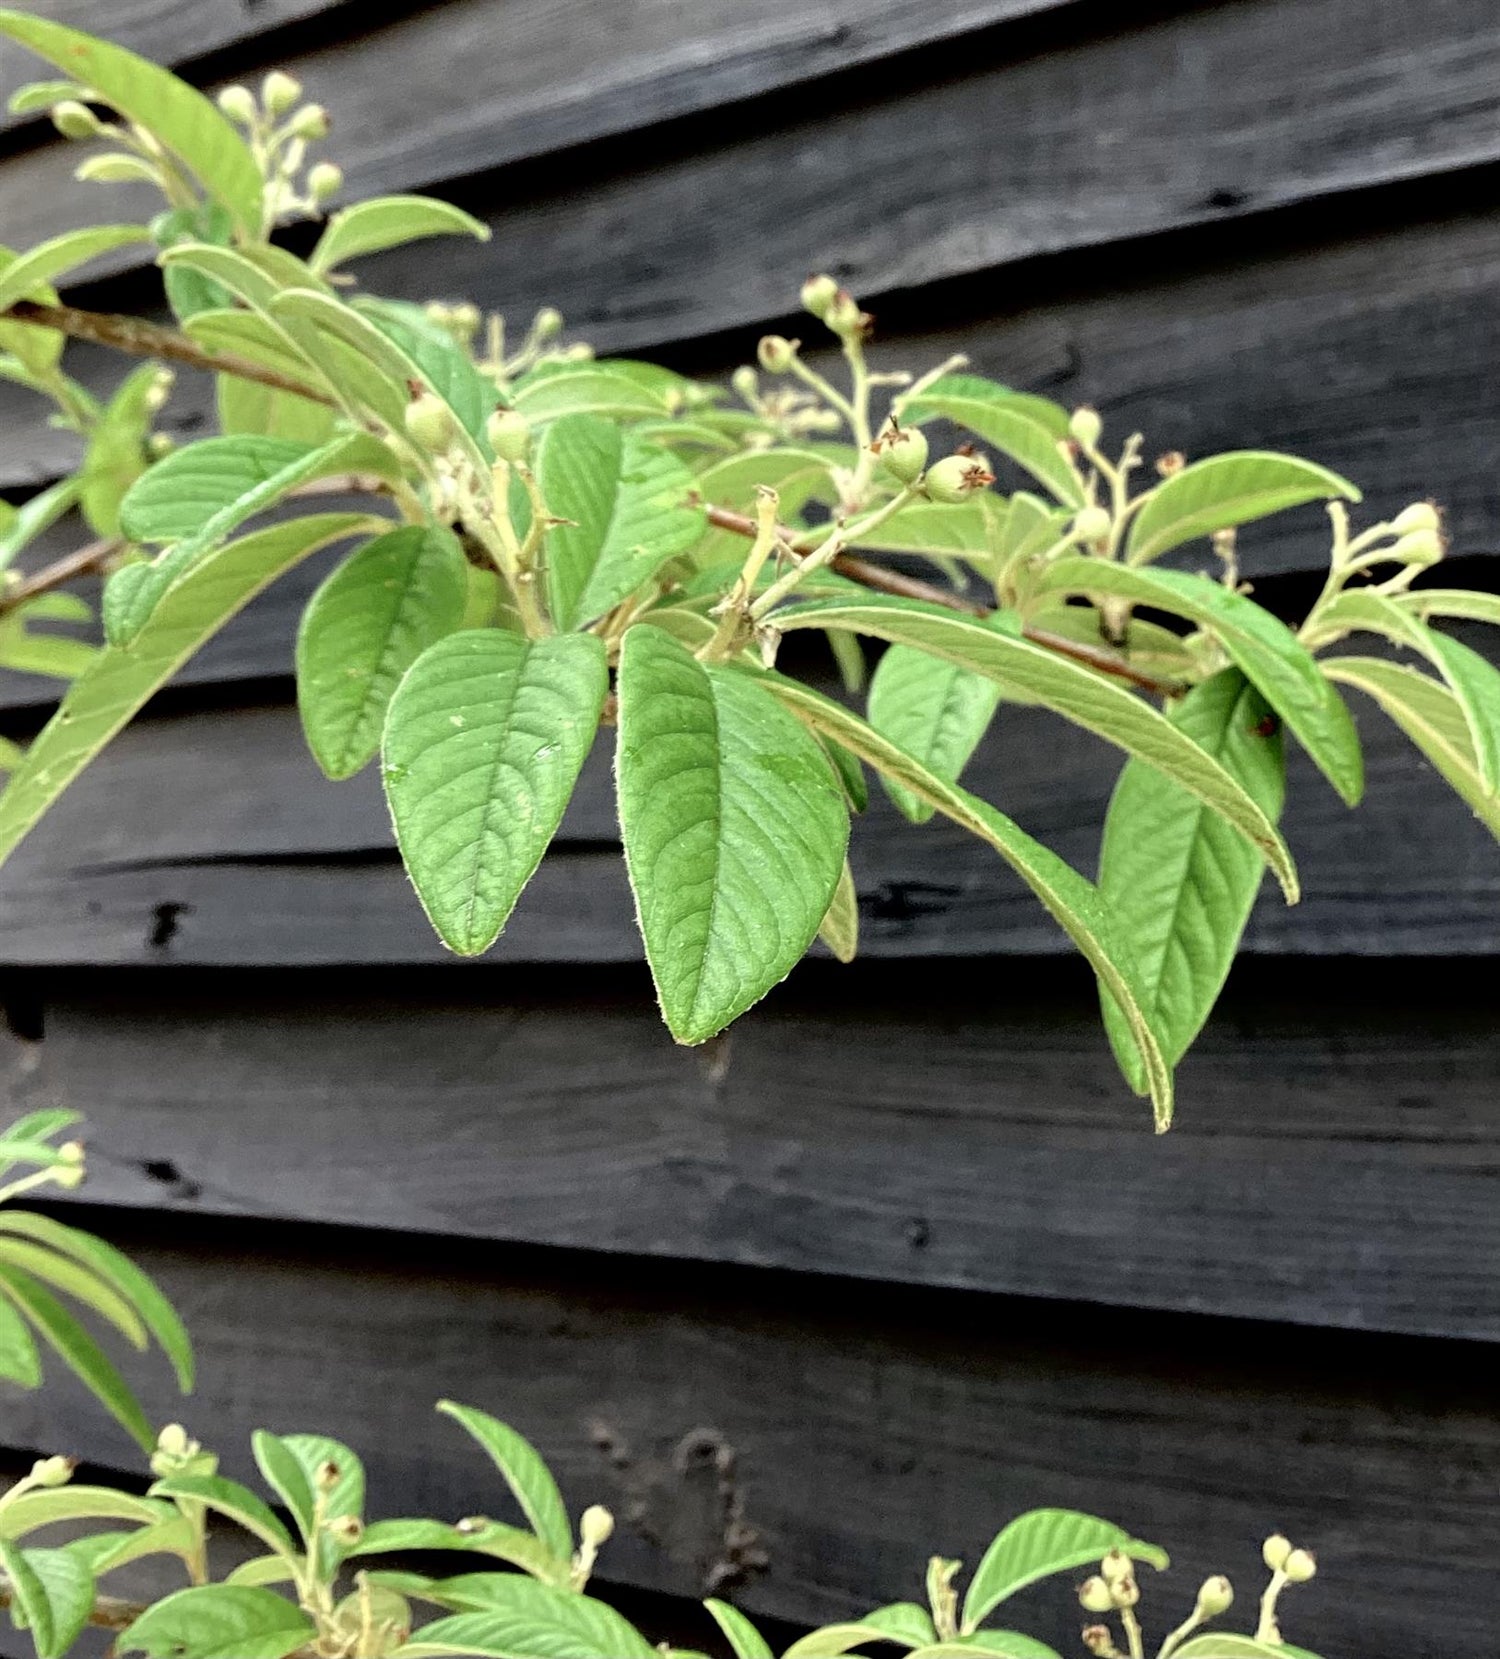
[
  {"left": 384, "top": 632, "right": 607, "bottom": 956},
  {"left": 0, "top": 513, "right": 379, "bottom": 871},
  {"left": 0, "top": 476, "right": 79, "bottom": 574},
  {"left": 899, "top": 374, "right": 1082, "bottom": 507},
  {"left": 152, "top": 202, "right": 236, "bottom": 322},
  {"left": 0, "top": 1537, "right": 55, "bottom": 1658},
  {"left": 845, "top": 495, "right": 1005, "bottom": 567},
  {"left": 0, "top": 1111, "right": 79, "bottom": 1146},
  {"left": 1098, "top": 670, "right": 1285, "bottom": 1089},
  {"left": 0, "top": 1294, "right": 39, "bottom": 1386},
  {"left": 80, "top": 364, "right": 165, "bottom": 536},
  {"left": 909, "top": 1638, "right": 1060, "bottom": 1659},
  {"left": 867, "top": 643, "right": 1002, "bottom": 823},
  {"left": 1397, "top": 588, "right": 1500, "bottom": 629},
  {"left": 1125, "top": 451, "right": 1359, "bottom": 566},
  {"left": 773, "top": 596, "right": 1296, "bottom": 901},
  {"left": 65, "top": 1511, "right": 197, "bottom": 1577},
  {"left": 0, "top": 1238, "right": 147, "bottom": 1348},
  {"left": 435, "top": 1402, "right": 573, "bottom": 1562},
  {"left": 755, "top": 673, "right": 1175, "bottom": 1126},
  {"left": 862, "top": 1605, "right": 938, "bottom": 1647},
  {"left": 219, "top": 375, "right": 337, "bottom": 445},
  {"left": 297, "top": 526, "right": 469, "bottom": 779},
  {"left": 0, "top": 1485, "right": 169, "bottom": 1539},
  {"left": 817, "top": 859, "right": 859, "bottom": 963},
  {"left": 354, "top": 296, "right": 499, "bottom": 451},
  {"left": 147, "top": 1474, "right": 299, "bottom": 1560},
  {"left": 6, "top": 80, "right": 85, "bottom": 116},
  {"left": 350, "top": 1519, "right": 570, "bottom": 1586},
  {"left": 393, "top": 1578, "right": 656, "bottom": 1659},
  {"left": 533, "top": 416, "right": 705, "bottom": 629},
  {"left": 0, "top": 599, "right": 99, "bottom": 681},
  {"left": 0, "top": 226, "right": 152, "bottom": 314},
  {"left": 11, "top": 1545, "right": 92, "bottom": 1658},
  {"left": 961, "top": 1511, "right": 1167, "bottom": 1632},
  {"left": 254, "top": 1432, "right": 363, "bottom": 1580},
  {"left": 511, "top": 359, "right": 679, "bottom": 423},
  {"left": 704, "top": 1599, "right": 775, "bottom": 1659},
  {"left": 784, "top": 1607, "right": 944, "bottom": 1657},
  {"left": 312, "top": 195, "right": 490, "bottom": 274},
  {"left": 1033, "top": 556, "right": 1362, "bottom": 805},
  {"left": 1172, "top": 1639, "right": 1323, "bottom": 1659},
  {"left": 616, "top": 625, "right": 849, "bottom": 1044},
  {"left": 117, "top": 1585, "right": 316, "bottom": 1659},
  {"left": 225, "top": 1555, "right": 300, "bottom": 1589},
  {"left": 0, "top": 248, "right": 62, "bottom": 378},
  {"left": 0, "top": 12, "right": 262, "bottom": 233}
]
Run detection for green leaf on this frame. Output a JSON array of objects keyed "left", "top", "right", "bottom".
[
  {"left": 845, "top": 495, "right": 1005, "bottom": 567},
  {"left": 773, "top": 596, "right": 1296, "bottom": 902},
  {"left": 900, "top": 374, "right": 1082, "bottom": 507},
  {"left": 80, "top": 364, "right": 166, "bottom": 537},
  {"left": 1172, "top": 1640, "right": 1323, "bottom": 1659},
  {"left": 393, "top": 1577, "right": 656, "bottom": 1659},
  {"left": 297, "top": 526, "right": 469, "bottom": 779},
  {"left": 0, "top": 12, "right": 262, "bottom": 234},
  {"left": 909, "top": 1639, "right": 1060, "bottom": 1659},
  {"left": 817, "top": 859, "right": 859, "bottom": 963},
  {"left": 0, "top": 1238, "right": 147, "bottom": 1348},
  {"left": 704, "top": 1599, "right": 775, "bottom": 1659},
  {"left": 867, "top": 643, "right": 1002, "bottom": 823},
  {"left": 1323, "top": 656, "right": 1500, "bottom": 840},
  {"left": 687, "top": 447, "right": 835, "bottom": 567},
  {"left": 436, "top": 1402, "right": 573, "bottom": 1562},
  {"left": 0, "top": 1264, "right": 154, "bottom": 1449},
  {"left": 755, "top": 673, "right": 1175, "bottom": 1127},
  {"left": 117, "top": 1585, "right": 316, "bottom": 1659},
  {"left": 784, "top": 1607, "right": 944, "bottom": 1656},
  {"left": 1397, "top": 588, "right": 1500, "bottom": 629},
  {"left": 8, "top": 1545, "right": 92, "bottom": 1658},
  {"left": 355, "top": 296, "right": 499, "bottom": 453},
  {"left": 312, "top": 195, "right": 491, "bottom": 274},
  {"left": 225, "top": 1555, "right": 300, "bottom": 1588},
  {"left": 350, "top": 1519, "right": 570, "bottom": 1587},
  {"left": 253, "top": 1432, "right": 363, "bottom": 1580},
  {"left": 0, "top": 1485, "right": 169, "bottom": 1539},
  {"left": 0, "top": 475, "right": 80, "bottom": 575},
  {"left": 65, "top": 1512, "right": 198, "bottom": 1577},
  {"left": 0, "top": 1294, "right": 39, "bottom": 1386},
  {"left": 0, "top": 597, "right": 99, "bottom": 682},
  {"left": 1126, "top": 451, "right": 1360, "bottom": 566},
  {"left": 383, "top": 631, "right": 607, "bottom": 956},
  {"left": 616, "top": 625, "right": 849, "bottom": 1043},
  {"left": 0, "top": 1537, "right": 55, "bottom": 1658},
  {"left": 110, "top": 430, "right": 399, "bottom": 644},
  {"left": 0, "top": 248, "right": 61, "bottom": 378},
  {"left": 152, "top": 203, "right": 236, "bottom": 323},
  {"left": 533, "top": 416, "right": 705, "bottom": 630},
  {"left": 1033, "top": 558, "right": 1362, "bottom": 805},
  {"left": 960, "top": 1510, "right": 1167, "bottom": 1632},
  {"left": 0, "top": 513, "right": 379, "bottom": 872},
  {"left": 147, "top": 1474, "right": 299, "bottom": 1560},
  {"left": 511, "top": 360, "right": 679, "bottom": 423},
  {"left": 0, "top": 226, "right": 152, "bottom": 314},
  {"left": 1098, "top": 670, "right": 1284, "bottom": 1089},
  {"left": 863, "top": 1606, "right": 938, "bottom": 1647}
]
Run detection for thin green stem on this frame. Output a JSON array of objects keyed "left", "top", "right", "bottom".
[{"left": 1119, "top": 1605, "right": 1146, "bottom": 1659}]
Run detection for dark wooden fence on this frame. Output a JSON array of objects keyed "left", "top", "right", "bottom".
[{"left": 0, "top": 3, "right": 1498, "bottom": 1654}]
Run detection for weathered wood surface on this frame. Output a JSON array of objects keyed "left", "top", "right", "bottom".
[
  {"left": 4, "top": 1214, "right": 1497, "bottom": 1655},
  {"left": 3, "top": 961, "right": 1494, "bottom": 1342}
]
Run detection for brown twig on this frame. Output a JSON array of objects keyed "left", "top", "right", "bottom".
[
  {"left": 0, "top": 1584, "right": 144, "bottom": 1632},
  {"left": 2, "top": 533, "right": 120, "bottom": 611}
]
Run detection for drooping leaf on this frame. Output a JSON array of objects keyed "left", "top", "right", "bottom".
[
  {"left": 393, "top": 1577, "right": 656, "bottom": 1659},
  {"left": 8, "top": 1545, "right": 92, "bottom": 1658},
  {"left": 817, "top": 859, "right": 859, "bottom": 963},
  {"left": 312, "top": 195, "right": 491, "bottom": 274},
  {"left": 350, "top": 1519, "right": 570, "bottom": 1587},
  {"left": 383, "top": 631, "right": 607, "bottom": 956},
  {"left": 0, "top": 513, "right": 379, "bottom": 872},
  {"left": 616, "top": 625, "right": 850, "bottom": 1044},
  {"left": 1125, "top": 450, "right": 1360, "bottom": 566},
  {"left": 900, "top": 374, "right": 1082, "bottom": 507},
  {"left": 0, "top": 1485, "right": 169, "bottom": 1539},
  {"left": 0, "top": 1293, "right": 39, "bottom": 1386},
  {"left": 773, "top": 596, "right": 1296, "bottom": 900},
  {"left": 0, "top": 476, "right": 80, "bottom": 575},
  {"left": 1397, "top": 588, "right": 1500, "bottom": 629},
  {"left": 867, "top": 643, "right": 1002, "bottom": 823},
  {"left": 0, "top": 1238, "right": 147, "bottom": 1348},
  {"left": 0, "top": 226, "right": 152, "bottom": 314},
  {"left": 961, "top": 1510, "right": 1168, "bottom": 1632},
  {"left": 435, "top": 1402, "right": 573, "bottom": 1563},
  {"left": 532, "top": 415, "right": 705, "bottom": 630},
  {"left": 297, "top": 525, "right": 469, "bottom": 779},
  {"left": 0, "top": 1537, "right": 56, "bottom": 1658},
  {"left": 0, "top": 12, "right": 262, "bottom": 233},
  {"left": 147, "top": 1474, "right": 299, "bottom": 1560},
  {"left": 117, "top": 1585, "right": 316, "bottom": 1659},
  {"left": 704, "top": 1599, "right": 775, "bottom": 1659}
]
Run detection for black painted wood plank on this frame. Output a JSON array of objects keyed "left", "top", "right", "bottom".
[
  {"left": 14, "top": 959, "right": 1500, "bottom": 1342},
  {"left": 3, "top": 1215, "right": 1496, "bottom": 1655}
]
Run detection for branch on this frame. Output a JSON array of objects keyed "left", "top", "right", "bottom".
[
  {"left": 2, "top": 533, "right": 119, "bottom": 612},
  {"left": 702, "top": 503, "right": 1183, "bottom": 695}
]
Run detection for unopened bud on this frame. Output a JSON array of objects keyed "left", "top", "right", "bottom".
[
  {"left": 1110, "top": 1576, "right": 1140, "bottom": 1609},
  {"left": 1387, "top": 527, "right": 1442, "bottom": 567},
  {"left": 404, "top": 391, "right": 455, "bottom": 453},
  {"left": 800, "top": 274, "right": 840, "bottom": 320},
  {"left": 562, "top": 342, "right": 594, "bottom": 362},
  {"left": 1081, "top": 1627, "right": 1115, "bottom": 1657},
  {"left": 76, "top": 154, "right": 159, "bottom": 185},
  {"left": 261, "top": 71, "right": 302, "bottom": 117},
  {"left": 757, "top": 335, "right": 796, "bottom": 374},
  {"left": 315, "top": 1460, "right": 342, "bottom": 1492},
  {"left": 1194, "top": 1575, "right": 1234, "bottom": 1619},
  {"left": 307, "top": 162, "right": 342, "bottom": 205},
  {"left": 424, "top": 302, "right": 454, "bottom": 327},
  {"left": 1069, "top": 406, "right": 1103, "bottom": 450},
  {"left": 1156, "top": 451, "right": 1186, "bottom": 478},
  {"left": 1283, "top": 1549, "right": 1316, "bottom": 1584},
  {"left": 147, "top": 434, "right": 176, "bottom": 460},
  {"left": 56, "top": 1140, "right": 84, "bottom": 1166},
  {"left": 826, "top": 288, "right": 871, "bottom": 339},
  {"left": 875, "top": 424, "right": 928, "bottom": 485},
  {"left": 29, "top": 1455, "right": 74, "bottom": 1488},
  {"left": 455, "top": 1515, "right": 488, "bottom": 1534},
  {"left": 1078, "top": 1576, "right": 1114, "bottom": 1614},
  {"left": 157, "top": 1424, "right": 191, "bottom": 1456},
  {"left": 532, "top": 306, "right": 564, "bottom": 343},
  {"left": 450, "top": 302, "right": 482, "bottom": 341},
  {"left": 1100, "top": 1550, "right": 1133, "bottom": 1585},
  {"left": 327, "top": 1514, "right": 363, "bottom": 1544},
  {"left": 287, "top": 104, "right": 330, "bottom": 141},
  {"left": 486, "top": 407, "right": 531, "bottom": 463},
  {"left": 51, "top": 99, "right": 101, "bottom": 141},
  {"left": 1390, "top": 501, "right": 1441, "bottom": 537},
  {"left": 52, "top": 1164, "right": 84, "bottom": 1189},
  {"left": 1262, "top": 1534, "right": 1292, "bottom": 1573},
  {"left": 216, "top": 85, "right": 258, "bottom": 126},
  {"left": 925, "top": 453, "right": 995, "bottom": 505},
  {"left": 1072, "top": 505, "right": 1113, "bottom": 544},
  {"left": 143, "top": 369, "right": 175, "bottom": 412},
  {"left": 731, "top": 365, "right": 758, "bottom": 402},
  {"left": 580, "top": 1505, "right": 614, "bottom": 1550}
]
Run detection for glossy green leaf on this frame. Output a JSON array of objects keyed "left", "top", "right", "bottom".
[
  {"left": 297, "top": 526, "right": 468, "bottom": 779},
  {"left": 351, "top": 1518, "right": 570, "bottom": 1586},
  {"left": 118, "top": 1585, "right": 316, "bottom": 1659},
  {"left": 0, "top": 513, "right": 377, "bottom": 872},
  {"left": 0, "top": 475, "right": 80, "bottom": 575},
  {"left": 616, "top": 625, "right": 849, "bottom": 1044},
  {"left": 312, "top": 195, "right": 490, "bottom": 273},
  {"left": 254, "top": 1431, "right": 363, "bottom": 1580},
  {"left": 511, "top": 360, "right": 678, "bottom": 423},
  {"left": 394, "top": 1577, "right": 656, "bottom": 1659},
  {"left": 148, "top": 1474, "right": 299, "bottom": 1560},
  {"left": 754, "top": 672, "right": 1175, "bottom": 1126},
  {"left": 961, "top": 1510, "right": 1167, "bottom": 1632},
  {"left": 0, "top": 226, "right": 152, "bottom": 314},
  {"left": 867, "top": 643, "right": 1002, "bottom": 823},
  {"left": 0, "top": 12, "right": 262, "bottom": 233},
  {"left": 817, "top": 859, "right": 860, "bottom": 963},
  {"left": 1099, "top": 670, "right": 1284, "bottom": 1088},
  {"left": 533, "top": 416, "right": 705, "bottom": 630},
  {"left": 704, "top": 1599, "right": 775, "bottom": 1659},
  {"left": 0, "top": 1293, "right": 38, "bottom": 1386},
  {"left": 383, "top": 631, "right": 606, "bottom": 956},
  {"left": 436, "top": 1403, "right": 573, "bottom": 1561},
  {"left": 1034, "top": 556, "right": 1362, "bottom": 807},
  {"left": 1126, "top": 450, "right": 1359, "bottom": 566},
  {"left": 773, "top": 596, "right": 1296, "bottom": 901},
  {"left": 900, "top": 374, "right": 1082, "bottom": 506}
]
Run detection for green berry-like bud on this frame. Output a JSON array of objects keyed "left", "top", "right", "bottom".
[
  {"left": 562, "top": 341, "right": 594, "bottom": 362},
  {"left": 1072, "top": 505, "right": 1113, "bottom": 543},
  {"left": 1390, "top": 501, "right": 1441, "bottom": 536},
  {"left": 925, "top": 454, "right": 995, "bottom": 504},
  {"left": 307, "top": 161, "right": 343, "bottom": 204},
  {"left": 1078, "top": 1576, "right": 1114, "bottom": 1614},
  {"left": 876, "top": 424, "right": 928, "bottom": 485},
  {"left": 216, "top": 84, "right": 258, "bottom": 125},
  {"left": 1100, "top": 1550, "right": 1133, "bottom": 1585},
  {"left": 75, "top": 154, "right": 158, "bottom": 185},
  {"left": 404, "top": 391, "right": 456, "bottom": 453},
  {"left": 1388, "top": 526, "right": 1443, "bottom": 567},
  {"left": 580, "top": 1505, "right": 614, "bottom": 1550},
  {"left": 51, "top": 99, "right": 101, "bottom": 140},
  {"left": 800, "top": 273, "right": 840, "bottom": 319},
  {"left": 30, "top": 1455, "right": 75, "bottom": 1488},
  {"left": 532, "top": 306, "right": 564, "bottom": 343},
  {"left": 1109, "top": 1576, "right": 1140, "bottom": 1610},
  {"left": 52, "top": 1163, "right": 84, "bottom": 1189},
  {"left": 731, "top": 365, "right": 758, "bottom": 402},
  {"left": 1262, "top": 1534, "right": 1292, "bottom": 1573},
  {"left": 486, "top": 407, "right": 531, "bottom": 463},
  {"left": 262, "top": 70, "right": 302, "bottom": 117},
  {"left": 757, "top": 335, "right": 796, "bottom": 374},
  {"left": 1194, "top": 1575, "right": 1234, "bottom": 1619},
  {"left": 1283, "top": 1549, "right": 1316, "bottom": 1584},
  {"left": 1069, "top": 406, "right": 1103, "bottom": 450},
  {"left": 288, "top": 103, "right": 330, "bottom": 141},
  {"left": 826, "top": 288, "right": 870, "bottom": 339}
]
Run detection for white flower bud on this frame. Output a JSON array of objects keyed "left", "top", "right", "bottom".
[
  {"left": 1078, "top": 1576, "right": 1114, "bottom": 1614},
  {"left": 757, "top": 335, "right": 796, "bottom": 374},
  {"left": 261, "top": 71, "right": 302, "bottom": 118},
  {"left": 1194, "top": 1575, "right": 1234, "bottom": 1619},
  {"left": 580, "top": 1505, "right": 614, "bottom": 1550},
  {"left": 531, "top": 306, "right": 564, "bottom": 343},
  {"left": 216, "top": 85, "right": 257, "bottom": 126},
  {"left": 307, "top": 161, "right": 342, "bottom": 204},
  {"left": 1072, "top": 505, "right": 1113, "bottom": 544},
  {"left": 1100, "top": 1550, "right": 1133, "bottom": 1585},
  {"left": 29, "top": 1455, "right": 74, "bottom": 1488},
  {"left": 1390, "top": 501, "right": 1440, "bottom": 536},
  {"left": 731, "top": 366, "right": 758, "bottom": 402},
  {"left": 287, "top": 103, "right": 330, "bottom": 141},
  {"left": 800, "top": 274, "right": 840, "bottom": 320},
  {"left": 1069, "top": 406, "right": 1103, "bottom": 450},
  {"left": 1283, "top": 1549, "right": 1316, "bottom": 1584},
  {"left": 1388, "top": 527, "right": 1443, "bottom": 567},
  {"left": 1262, "top": 1534, "right": 1292, "bottom": 1573}
]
